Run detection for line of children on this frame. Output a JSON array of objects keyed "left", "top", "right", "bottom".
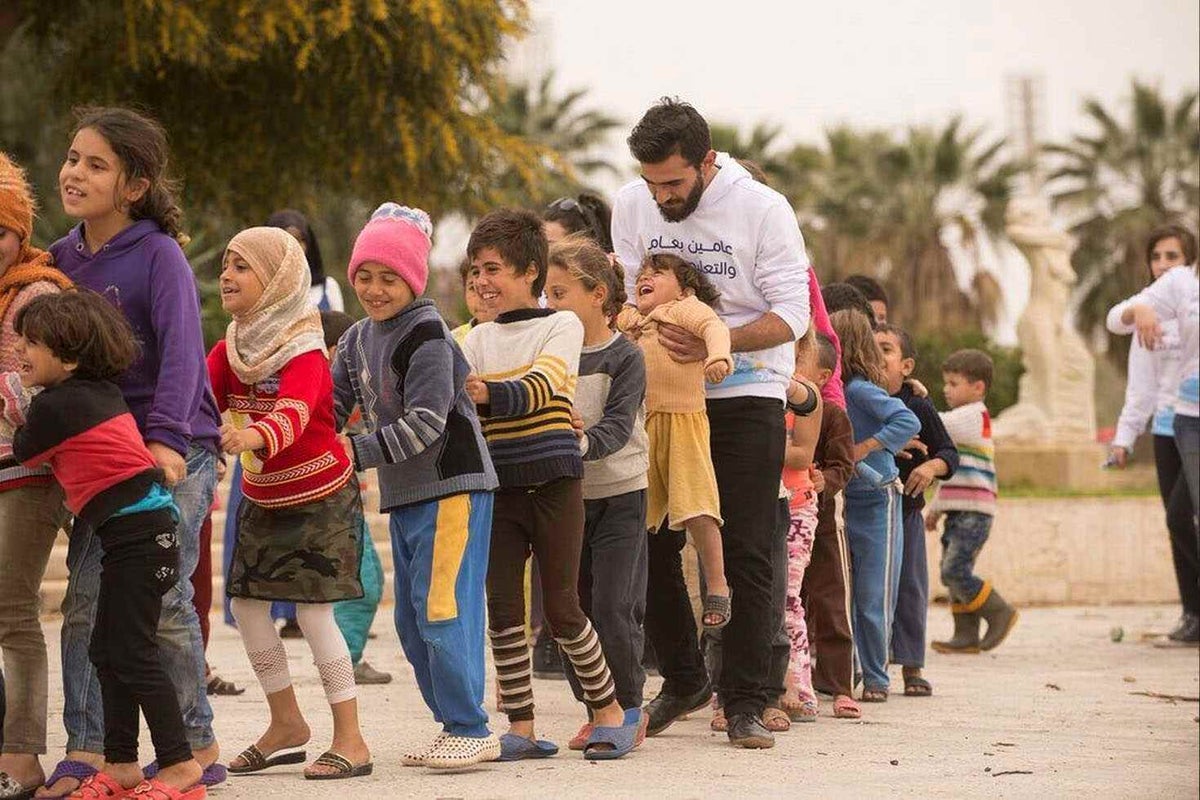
[
  {"left": 207, "top": 227, "right": 371, "bottom": 781},
  {"left": 3, "top": 290, "right": 206, "bottom": 800},
  {"left": 875, "top": 324, "right": 958, "bottom": 695},
  {"left": 617, "top": 252, "right": 733, "bottom": 630},
  {"left": 462, "top": 209, "right": 641, "bottom": 761},
  {"left": 829, "top": 308, "right": 920, "bottom": 703},
  {"left": 332, "top": 203, "right": 500, "bottom": 768},
  {"left": 543, "top": 235, "right": 651, "bottom": 749}
]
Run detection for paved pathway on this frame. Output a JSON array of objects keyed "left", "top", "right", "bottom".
[{"left": 37, "top": 604, "right": 1199, "bottom": 798}]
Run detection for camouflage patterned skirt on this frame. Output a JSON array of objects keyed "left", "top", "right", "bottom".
[{"left": 226, "top": 479, "right": 364, "bottom": 603}]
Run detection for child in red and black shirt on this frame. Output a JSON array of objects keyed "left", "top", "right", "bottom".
[{"left": 1, "top": 290, "right": 206, "bottom": 799}]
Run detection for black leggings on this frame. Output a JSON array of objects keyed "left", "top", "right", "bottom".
[
  {"left": 90, "top": 510, "right": 192, "bottom": 768},
  {"left": 1153, "top": 435, "right": 1199, "bottom": 615}
]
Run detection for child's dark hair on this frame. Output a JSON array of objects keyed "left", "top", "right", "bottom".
[
  {"left": 830, "top": 308, "right": 885, "bottom": 387},
  {"left": 736, "top": 158, "right": 770, "bottom": 185},
  {"left": 543, "top": 193, "right": 613, "bottom": 252},
  {"left": 639, "top": 253, "right": 720, "bottom": 307},
  {"left": 13, "top": 291, "right": 138, "bottom": 380},
  {"left": 266, "top": 209, "right": 325, "bottom": 286},
  {"left": 467, "top": 208, "right": 549, "bottom": 297},
  {"left": 942, "top": 348, "right": 993, "bottom": 391},
  {"left": 320, "top": 310, "right": 356, "bottom": 350},
  {"left": 815, "top": 332, "right": 839, "bottom": 373},
  {"left": 875, "top": 323, "right": 915, "bottom": 360},
  {"left": 72, "top": 106, "right": 187, "bottom": 246},
  {"left": 1144, "top": 224, "right": 1198, "bottom": 279},
  {"left": 549, "top": 234, "right": 627, "bottom": 319},
  {"left": 456, "top": 256, "right": 473, "bottom": 287},
  {"left": 844, "top": 274, "right": 888, "bottom": 310},
  {"left": 822, "top": 282, "right": 876, "bottom": 326},
  {"left": 628, "top": 97, "right": 711, "bottom": 167}
]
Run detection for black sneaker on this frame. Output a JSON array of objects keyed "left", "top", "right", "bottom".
[
  {"left": 1167, "top": 612, "right": 1200, "bottom": 644},
  {"left": 644, "top": 682, "right": 713, "bottom": 736},
  {"left": 531, "top": 633, "right": 566, "bottom": 680},
  {"left": 727, "top": 713, "right": 775, "bottom": 749}
]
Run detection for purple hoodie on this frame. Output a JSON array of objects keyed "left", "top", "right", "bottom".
[{"left": 50, "top": 220, "right": 221, "bottom": 456}]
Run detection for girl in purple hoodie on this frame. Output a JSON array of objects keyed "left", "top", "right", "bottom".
[{"left": 38, "top": 107, "right": 225, "bottom": 799}]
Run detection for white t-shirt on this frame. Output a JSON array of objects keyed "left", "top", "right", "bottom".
[{"left": 611, "top": 153, "right": 811, "bottom": 402}]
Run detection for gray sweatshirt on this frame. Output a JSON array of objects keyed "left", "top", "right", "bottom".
[
  {"left": 577, "top": 333, "right": 649, "bottom": 500},
  {"left": 331, "top": 299, "right": 497, "bottom": 511}
]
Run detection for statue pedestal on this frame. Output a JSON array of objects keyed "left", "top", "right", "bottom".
[{"left": 994, "top": 441, "right": 1154, "bottom": 492}]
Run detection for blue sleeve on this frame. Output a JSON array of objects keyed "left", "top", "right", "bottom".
[{"left": 857, "top": 380, "right": 920, "bottom": 453}]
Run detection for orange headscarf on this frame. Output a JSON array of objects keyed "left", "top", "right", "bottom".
[{"left": 0, "top": 153, "right": 72, "bottom": 323}]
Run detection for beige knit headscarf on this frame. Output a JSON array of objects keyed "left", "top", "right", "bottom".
[{"left": 224, "top": 227, "right": 326, "bottom": 385}]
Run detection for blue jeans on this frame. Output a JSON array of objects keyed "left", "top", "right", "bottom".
[
  {"left": 1174, "top": 414, "right": 1200, "bottom": 517},
  {"left": 891, "top": 508, "right": 929, "bottom": 667},
  {"left": 939, "top": 510, "right": 993, "bottom": 606},
  {"left": 390, "top": 492, "right": 492, "bottom": 737},
  {"left": 61, "top": 447, "right": 217, "bottom": 753}
]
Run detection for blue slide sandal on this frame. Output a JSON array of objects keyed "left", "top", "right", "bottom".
[
  {"left": 583, "top": 708, "right": 643, "bottom": 761},
  {"left": 498, "top": 733, "right": 559, "bottom": 761}
]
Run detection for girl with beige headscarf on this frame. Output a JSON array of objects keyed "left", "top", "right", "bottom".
[{"left": 206, "top": 226, "right": 373, "bottom": 781}]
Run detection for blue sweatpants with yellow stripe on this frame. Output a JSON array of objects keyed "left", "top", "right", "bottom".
[{"left": 389, "top": 491, "right": 493, "bottom": 737}]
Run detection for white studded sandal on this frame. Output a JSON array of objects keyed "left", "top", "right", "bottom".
[{"left": 424, "top": 733, "right": 502, "bottom": 770}]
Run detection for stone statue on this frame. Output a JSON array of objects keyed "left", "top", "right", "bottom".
[{"left": 993, "top": 193, "right": 1096, "bottom": 443}]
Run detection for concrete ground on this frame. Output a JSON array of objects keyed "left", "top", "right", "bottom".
[{"left": 37, "top": 604, "right": 1199, "bottom": 799}]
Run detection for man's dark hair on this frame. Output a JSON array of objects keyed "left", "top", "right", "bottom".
[
  {"left": 815, "top": 332, "right": 839, "bottom": 372},
  {"left": 467, "top": 208, "right": 549, "bottom": 298},
  {"left": 13, "top": 290, "right": 138, "bottom": 381},
  {"left": 320, "top": 310, "right": 356, "bottom": 350},
  {"left": 845, "top": 274, "right": 889, "bottom": 308},
  {"left": 627, "top": 97, "right": 711, "bottom": 167},
  {"left": 821, "top": 282, "right": 875, "bottom": 326},
  {"left": 875, "top": 322, "right": 915, "bottom": 361},
  {"left": 942, "top": 348, "right": 994, "bottom": 391},
  {"left": 639, "top": 253, "right": 720, "bottom": 307}
]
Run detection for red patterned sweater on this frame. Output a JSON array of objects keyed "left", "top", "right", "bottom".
[{"left": 207, "top": 341, "right": 352, "bottom": 508}]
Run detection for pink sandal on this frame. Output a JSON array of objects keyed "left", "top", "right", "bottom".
[
  {"left": 65, "top": 774, "right": 129, "bottom": 799},
  {"left": 833, "top": 694, "right": 861, "bottom": 719},
  {"left": 126, "top": 780, "right": 206, "bottom": 799},
  {"left": 568, "top": 722, "right": 594, "bottom": 751}
]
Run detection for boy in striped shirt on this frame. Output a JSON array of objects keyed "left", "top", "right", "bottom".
[{"left": 926, "top": 349, "right": 1018, "bottom": 654}]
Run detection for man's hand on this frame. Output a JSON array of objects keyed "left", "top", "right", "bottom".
[
  {"left": 465, "top": 374, "right": 490, "bottom": 405},
  {"left": 896, "top": 437, "right": 928, "bottom": 460},
  {"left": 219, "top": 423, "right": 265, "bottom": 456},
  {"left": 705, "top": 359, "right": 731, "bottom": 383},
  {"left": 904, "top": 460, "right": 940, "bottom": 497},
  {"left": 146, "top": 441, "right": 186, "bottom": 486},
  {"left": 810, "top": 465, "right": 826, "bottom": 494},
  {"left": 656, "top": 321, "right": 707, "bottom": 364}
]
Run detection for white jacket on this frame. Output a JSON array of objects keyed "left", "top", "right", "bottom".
[
  {"left": 611, "top": 153, "right": 810, "bottom": 402},
  {"left": 1107, "top": 265, "right": 1199, "bottom": 420}
]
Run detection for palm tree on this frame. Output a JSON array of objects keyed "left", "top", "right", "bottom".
[
  {"left": 491, "top": 70, "right": 622, "bottom": 206},
  {"left": 805, "top": 119, "right": 1018, "bottom": 333},
  {"left": 1045, "top": 79, "right": 1199, "bottom": 366}
]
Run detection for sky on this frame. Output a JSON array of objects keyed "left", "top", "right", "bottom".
[{"left": 521, "top": 0, "right": 1199, "bottom": 182}]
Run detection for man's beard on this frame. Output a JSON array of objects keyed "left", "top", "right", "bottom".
[{"left": 656, "top": 174, "right": 705, "bottom": 222}]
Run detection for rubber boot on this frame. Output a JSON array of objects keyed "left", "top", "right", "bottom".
[
  {"left": 931, "top": 612, "right": 980, "bottom": 654},
  {"left": 978, "top": 588, "right": 1019, "bottom": 651}
]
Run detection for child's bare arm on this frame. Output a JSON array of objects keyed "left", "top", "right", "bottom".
[{"left": 784, "top": 389, "right": 822, "bottom": 470}]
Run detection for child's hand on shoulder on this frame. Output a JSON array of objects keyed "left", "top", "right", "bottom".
[
  {"left": 705, "top": 358, "right": 731, "bottom": 383},
  {"left": 906, "top": 378, "right": 928, "bottom": 398},
  {"left": 465, "top": 374, "right": 489, "bottom": 405},
  {"left": 146, "top": 441, "right": 187, "bottom": 486},
  {"left": 219, "top": 423, "right": 265, "bottom": 456}
]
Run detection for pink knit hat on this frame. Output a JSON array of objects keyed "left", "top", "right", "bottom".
[{"left": 347, "top": 203, "right": 434, "bottom": 295}]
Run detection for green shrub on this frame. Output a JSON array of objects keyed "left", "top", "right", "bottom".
[{"left": 909, "top": 330, "right": 1023, "bottom": 414}]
